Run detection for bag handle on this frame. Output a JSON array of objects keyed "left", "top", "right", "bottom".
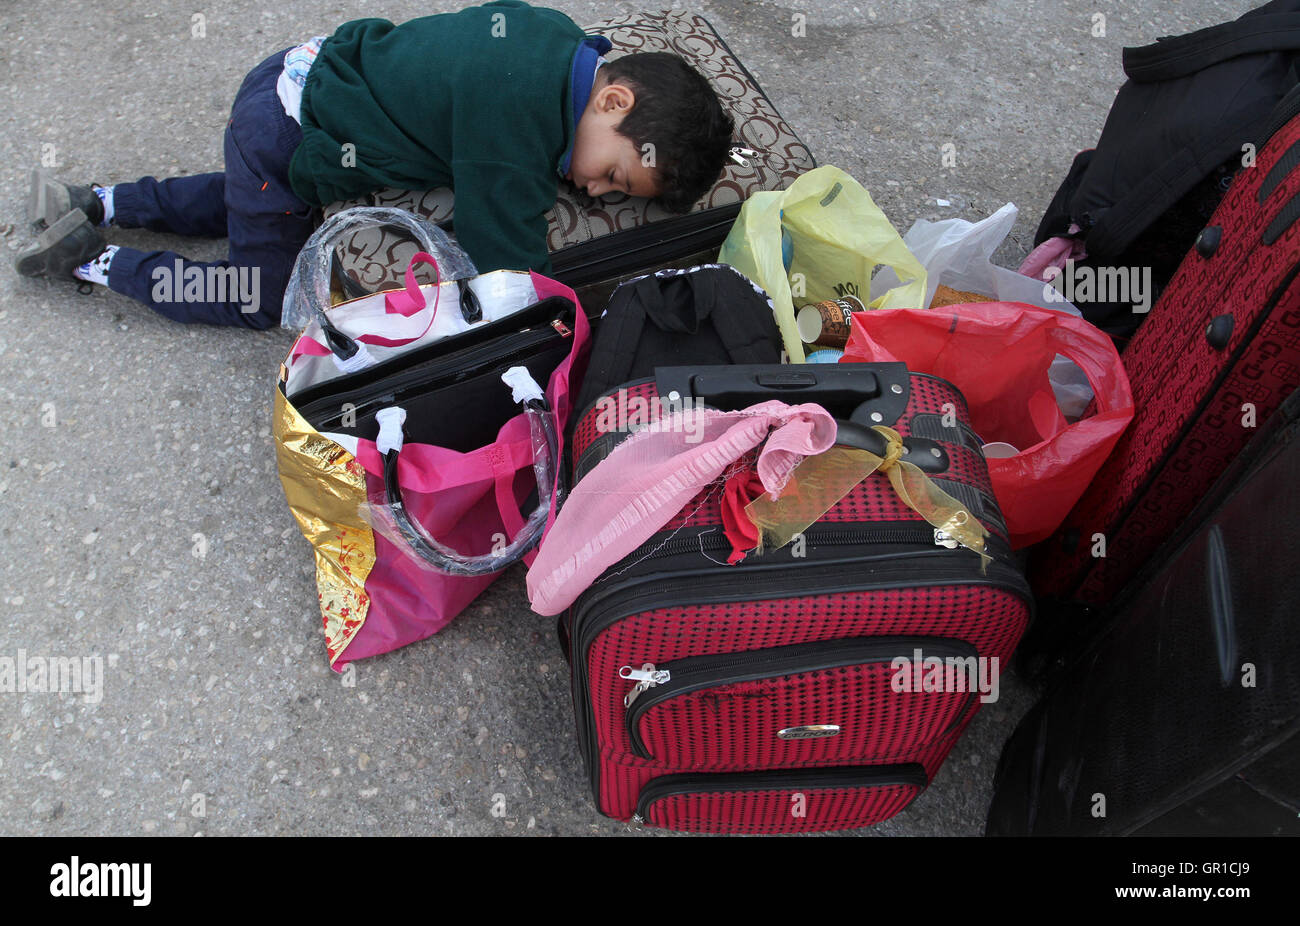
[
  {"left": 281, "top": 205, "right": 478, "bottom": 353},
  {"left": 655, "top": 361, "right": 915, "bottom": 428},
  {"left": 288, "top": 252, "right": 448, "bottom": 368},
  {"left": 372, "top": 369, "right": 562, "bottom": 577}
]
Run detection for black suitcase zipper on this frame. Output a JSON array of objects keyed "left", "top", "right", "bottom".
[
  {"left": 568, "top": 550, "right": 1032, "bottom": 798},
  {"left": 607, "top": 523, "right": 1013, "bottom": 578},
  {"left": 574, "top": 547, "right": 1031, "bottom": 687},
  {"left": 550, "top": 206, "right": 742, "bottom": 287},
  {"left": 623, "top": 635, "right": 981, "bottom": 759},
  {"left": 632, "top": 764, "right": 927, "bottom": 824},
  {"left": 294, "top": 318, "right": 568, "bottom": 429}
]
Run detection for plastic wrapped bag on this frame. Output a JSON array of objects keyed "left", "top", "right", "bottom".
[
  {"left": 718, "top": 166, "right": 928, "bottom": 363},
  {"left": 841, "top": 302, "right": 1135, "bottom": 549},
  {"left": 274, "top": 268, "right": 590, "bottom": 668},
  {"left": 281, "top": 206, "right": 476, "bottom": 330}
]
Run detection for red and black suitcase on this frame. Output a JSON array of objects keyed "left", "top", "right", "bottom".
[
  {"left": 560, "top": 363, "right": 1033, "bottom": 833},
  {"left": 1030, "top": 86, "right": 1300, "bottom": 613}
]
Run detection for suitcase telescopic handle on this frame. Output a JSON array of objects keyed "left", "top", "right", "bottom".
[
  {"left": 375, "top": 381, "right": 561, "bottom": 577},
  {"left": 654, "top": 363, "right": 951, "bottom": 473},
  {"left": 654, "top": 362, "right": 912, "bottom": 429}
]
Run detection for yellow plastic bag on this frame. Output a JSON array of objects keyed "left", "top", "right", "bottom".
[{"left": 719, "top": 165, "right": 928, "bottom": 362}]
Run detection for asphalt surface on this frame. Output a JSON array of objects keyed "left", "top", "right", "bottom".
[{"left": 0, "top": 0, "right": 1251, "bottom": 836}]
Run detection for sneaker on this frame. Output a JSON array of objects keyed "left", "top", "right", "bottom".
[
  {"left": 15, "top": 210, "right": 107, "bottom": 279},
  {"left": 26, "top": 169, "right": 104, "bottom": 230}
]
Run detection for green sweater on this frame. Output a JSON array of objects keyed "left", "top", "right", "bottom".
[{"left": 288, "top": 1, "right": 588, "bottom": 273}]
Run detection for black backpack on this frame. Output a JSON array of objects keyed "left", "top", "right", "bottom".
[
  {"left": 1036, "top": 0, "right": 1300, "bottom": 341},
  {"left": 572, "top": 264, "right": 783, "bottom": 421}
]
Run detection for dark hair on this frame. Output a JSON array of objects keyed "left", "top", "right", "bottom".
[{"left": 600, "top": 52, "right": 735, "bottom": 213}]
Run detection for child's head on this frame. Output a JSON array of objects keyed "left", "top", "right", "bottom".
[{"left": 566, "top": 52, "right": 735, "bottom": 212}]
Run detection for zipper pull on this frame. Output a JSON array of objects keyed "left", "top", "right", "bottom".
[
  {"left": 551, "top": 319, "right": 572, "bottom": 338},
  {"left": 729, "top": 146, "right": 759, "bottom": 168},
  {"left": 935, "top": 509, "right": 986, "bottom": 556},
  {"left": 620, "top": 662, "right": 670, "bottom": 708},
  {"left": 935, "top": 526, "right": 987, "bottom": 560},
  {"left": 933, "top": 528, "right": 960, "bottom": 550}
]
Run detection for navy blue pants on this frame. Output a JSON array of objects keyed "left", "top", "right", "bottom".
[{"left": 107, "top": 49, "right": 314, "bottom": 329}]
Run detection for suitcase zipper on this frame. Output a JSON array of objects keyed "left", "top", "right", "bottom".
[
  {"left": 550, "top": 206, "right": 742, "bottom": 286},
  {"left": 575, "top": 551, "right": 1030, "bottom": 679},
  {"left": 621, "top": 636, "right": 981, "bottom": 759},
  {"left": 729, "top": 146, "right": 760, "bottom": 168},
  {"left": 616, "top": 523, "right": 1011, "bottom": 569},
  {"left": 619, "top": 663, "right": 672, "bottom": 709},
  {"left": 631, "top": 764, "right": 927, "bottom": 825}
]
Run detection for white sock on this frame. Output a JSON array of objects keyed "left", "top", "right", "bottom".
[
  {"left": 73, "top": 245, "right": 119, "bottom": 285},
  {"left": 94, "top": 185, "right": 115, "bottom": 227}
]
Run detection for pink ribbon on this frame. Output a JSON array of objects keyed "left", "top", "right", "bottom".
[
  {"left": 526, "top": 401, "right": 837, "bottom": 616},
  {"left": 383, "top": 251, "right": 441, "bottom": 317}
]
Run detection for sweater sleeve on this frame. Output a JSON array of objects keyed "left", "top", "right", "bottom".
[{"left": 449, "top": 159, "right": 557, "bottom": 275}]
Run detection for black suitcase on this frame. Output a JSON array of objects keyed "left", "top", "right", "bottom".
[{"left": 987, "top": 390, "right": 1300, "bottom": 836}]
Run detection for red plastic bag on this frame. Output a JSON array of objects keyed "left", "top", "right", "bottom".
[{"left": 841, "top": 303, "right": 1134, "bottom": 548}]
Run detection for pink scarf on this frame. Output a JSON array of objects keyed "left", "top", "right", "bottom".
[{"left": 526, "top": 401, "right": 837, "bottom": 615}]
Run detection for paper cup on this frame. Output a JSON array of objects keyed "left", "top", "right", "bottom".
[{"left": 796, "top": 296, "right": 864, "bottom": 348}]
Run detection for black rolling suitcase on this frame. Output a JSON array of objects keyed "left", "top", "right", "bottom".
[{"left": 987, "top": 390, "right": 1300, "bottom": 836}]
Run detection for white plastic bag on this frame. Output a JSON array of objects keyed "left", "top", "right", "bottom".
[{"left": 871, "top": 203, "right": 1095, "bottom": 420}]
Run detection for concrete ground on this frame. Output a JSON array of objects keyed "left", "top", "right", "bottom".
[{"left": 0, "top": 0, "right": 1249, "bottom": 836}]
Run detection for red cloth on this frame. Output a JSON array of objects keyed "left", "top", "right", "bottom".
[{"left": 721, "top": 467, "right": 766, "bottom": 564}]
